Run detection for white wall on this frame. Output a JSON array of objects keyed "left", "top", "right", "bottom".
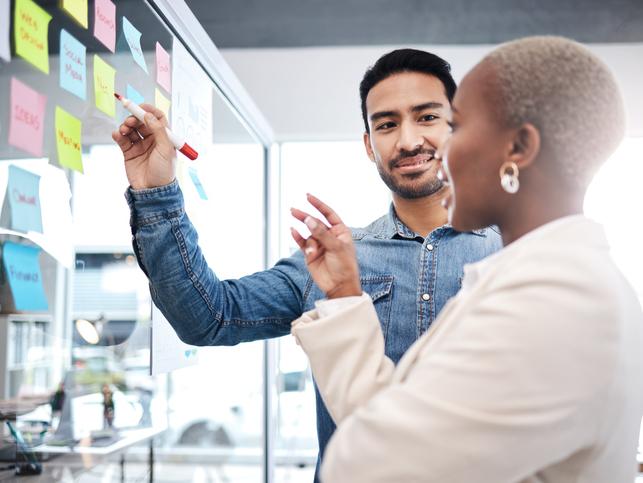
[{"left": 221, "top": 44, "right": 643, "bottom": 142}]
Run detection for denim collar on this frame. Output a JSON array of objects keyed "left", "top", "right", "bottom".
[{"left": 371, "top": 203, "right": 488, "bottom": 240}]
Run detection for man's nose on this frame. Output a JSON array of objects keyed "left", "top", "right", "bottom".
[{"left": 396, "top": 122, "right": 423, "bottom": 152}]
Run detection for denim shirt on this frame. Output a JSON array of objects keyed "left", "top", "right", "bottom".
[{"left": 126, "top": 180, "right": 502, "bottom": 477}]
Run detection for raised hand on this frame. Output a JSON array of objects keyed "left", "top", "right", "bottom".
[
  {"left": 291, "top": 194, "right": 362, "bottom": 299},
  {"left": 111, "top": 104, "right": 176, "bottom": 190}
]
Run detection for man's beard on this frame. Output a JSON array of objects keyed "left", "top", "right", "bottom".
[{"left": 376, "top": 148, "right": 444, "bottom": 199}]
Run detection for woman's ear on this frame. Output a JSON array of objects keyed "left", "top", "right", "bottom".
[{"left": 509, "top": 123, "right": 541, "bottom": 169}]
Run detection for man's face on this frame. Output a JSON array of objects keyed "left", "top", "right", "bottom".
[{"left": 364, "top": 72, "right": 451, "bottom": 199}]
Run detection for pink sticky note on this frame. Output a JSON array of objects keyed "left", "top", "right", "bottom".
[
  {"left": 93, "top": 0, "right": 115, "bottom": 52},
  {"left": 8, "top": 77, "right": 47, "bottom": 157},
  {"left": 156, "top": 42, "right": 171, "bottom": 93}
]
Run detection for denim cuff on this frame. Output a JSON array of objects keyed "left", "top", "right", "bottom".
[{"left": 125, "top": 179, "right": 185, "bottom": 227}]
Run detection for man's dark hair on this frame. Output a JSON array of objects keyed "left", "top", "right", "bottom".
[{"left": 359, "top": 49, "right": 457, "bottom": 133}]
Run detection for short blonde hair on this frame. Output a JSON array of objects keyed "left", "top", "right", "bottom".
[{"left": 481, "top": 36, "right": 625, "bottom": 188}]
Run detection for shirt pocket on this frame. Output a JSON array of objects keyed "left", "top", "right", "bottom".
[{"left": 361, "top": 276, "right": 394, "bottom": 340}]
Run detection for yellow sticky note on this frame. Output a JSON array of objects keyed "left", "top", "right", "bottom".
[
  {"left": 155, "top": 88, "right": 171, "bottom": 119},
  {"left": 62, "top": 0, "right": 88, "bottom": 29},
  {"left": 55, "top": 106, "right": 83, "bottom": 173},
  {"left": 14, "top": 0, "right": 52, "bottom": 74},
  {"left": 94, "top": 54, "right": 115, "bottom": 117}
]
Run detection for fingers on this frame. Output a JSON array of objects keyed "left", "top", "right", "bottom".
[
  {"left": 302, "top": 214, "right": 341, "bottom": 252},
  {"left": 139, "top": 103, "right": 169, "bottom": 128},
  {"left": 290, "top": 227, "right": 306, "bottom": 250},
  {"left": 306, "top": 194, "right": 344, "bottom": 226},
  {"left": 290, "top": 228, "right": 324, "bottom": 264},
  {"left": 112, "top": 129, "right": 134, "bottom": 152},
  {"left": 290, "top": 207, "right": 329, "bottom": 229}
]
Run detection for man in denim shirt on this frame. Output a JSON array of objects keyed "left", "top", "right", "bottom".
[{"left": 113, "top": 49, "right": 501, "bottom": 479}]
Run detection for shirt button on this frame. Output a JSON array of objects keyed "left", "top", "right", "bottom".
[
  {"left": 426, "top": 244, "right": 434, "bottom": 251},
  {"left": 421, "top": 293, "right": 430, "bottom": 301}
]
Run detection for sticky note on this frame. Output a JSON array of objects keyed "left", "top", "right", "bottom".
[
  {"left": 62, "top": 0, "right": 88, "bottom": 29},
  {"left": 14, "top": 0, "right": 52, "bottom": 74},
  {"left": 188, "top": 167, "right": 208, "bottom": 200},
  {"left": 8, "top": 77, "right": 47, "bottom": 157},
  {"left": 55, "top": 107, "right": 83, "bottom": 173},
  {"left": 126, "top": 84, "right": 144, "bottom": 105},
  {"left": 2, "top": 242, "right": 48, "bottom": 311},
  {"left": 94, "top": 0, "right": 115, "bottom": 52},
  {"left": 155, "top": 88, "right": 171, "bottom": 119},
  {"left": 0, "top": 0, "right": 10, "bottom": 62},
  {"left": 122, "top": 16, "right": 147, "bottom": 73},
  {"left": 156, "top": 42, "right": 171, "bottom": 93},
  {"left": 7, "top": 165, "right": 43, "bottom": 233},
  {"left": 59, "top": 29, "right": 86, "bottom": 100},
  {"left": 93, "top": 55, "right": 116, "bottom": 117}
]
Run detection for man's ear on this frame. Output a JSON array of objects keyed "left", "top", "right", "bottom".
[
  {"left": 508, "top": 123, "right": 541, "bottom": 169},
  {"left": 363, "top": 132, "right": 375, "bottom": 162}
]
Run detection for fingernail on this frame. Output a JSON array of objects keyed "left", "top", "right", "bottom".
[
  {"left": 305, "top": 247, "right": 315, "bottom": 255},
  {"left": 304, "top": 217, "right": 317, "bottom": 230}
]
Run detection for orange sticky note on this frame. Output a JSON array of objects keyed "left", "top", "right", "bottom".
[
  {"left": 14, "top": 0, "right": 52, "bottom": 74},
  {"left": 8, "top": 77, "right": 47, "bottom": 157}
]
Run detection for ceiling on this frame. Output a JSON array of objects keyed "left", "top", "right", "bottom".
[{"left": 183, "top": 0, "right": 643, "bottom": 48}]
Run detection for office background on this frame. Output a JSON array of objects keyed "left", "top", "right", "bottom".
[{"left": 0, "top": 0, "right": 641, "bottom": 482}]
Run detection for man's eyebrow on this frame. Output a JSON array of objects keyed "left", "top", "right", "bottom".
[
  {"left": 369, "top": 102, "right": 447, "bottom": 123},
  {"left": 411, "top": 102, "right": 445, "bottom": 113},
  {"left": 370, "top": 110, "right": 398, "bottom": 123}
]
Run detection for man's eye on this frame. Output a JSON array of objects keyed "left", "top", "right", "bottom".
[
  {"left": 376, "top": 122, "right": 395, "bottom": 131},
  {"left": 420, "top": 114, "right": 437, "bottom": 122}
]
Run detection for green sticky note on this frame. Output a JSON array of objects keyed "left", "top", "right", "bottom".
[
  {"left": 55, "top": 106, "right": 83, "bottom": 173},
  {"left": 94, "top": 54, "right": 115, "bottom": 117},
  {"left": 14, "top": 0, "right": 52, "bottom": 74},
  {"left": 62, "top": 0, "right": 88, "bottom": 29}
]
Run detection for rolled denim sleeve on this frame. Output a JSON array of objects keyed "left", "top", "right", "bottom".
[{"left": 125, "top": 180, "right": 309, "bottom": 346}]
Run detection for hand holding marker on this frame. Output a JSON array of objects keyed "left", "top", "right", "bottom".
[{"left": 114, "top": 92, "right": 198, "bottom": 160}]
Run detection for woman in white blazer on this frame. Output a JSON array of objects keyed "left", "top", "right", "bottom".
[{"left": 290, "top": 36, "right": 643, "bottom": 482}]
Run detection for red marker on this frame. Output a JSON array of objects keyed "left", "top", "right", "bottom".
[{"left": 114, "top": 92, "right": 198, "bottom": 160}]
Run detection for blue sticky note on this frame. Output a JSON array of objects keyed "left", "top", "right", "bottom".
[
  {"left": 126, "top": 84, "right": 144, "bottom": 105},
  {"left": 188, "top": 167, "right": 208, "bottom": 200},
  {"left": 8, "top": 165, "right": 43, "bottom": 233},
  {"left": 122, "top": 17, "right": 147, "bottom": 73},
  {"left": 59, "top": 29, "right": 86, "bottom": 100},
  {"left": 2, "top": 242, "right": 48, "bottom": 311}
]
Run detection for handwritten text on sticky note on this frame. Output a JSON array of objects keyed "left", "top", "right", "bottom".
[
  {"left": 123, "top": 16, "right": 147, "bottom": 73},
  {"left": 8, "top": 77, "right": 47, "bottom": 157},
  {"left": 8, "top": 165, "right": 43, "bottom": 234},
  {"left": 2, "top": 241, "right": 48, "bottom": 311},
  {"left": 94, "top": 0, "right": 115, "bottom": 52},
  {"left": 55, "top": 107, "right": 83, "bottom": 173},
  {"left": 94, "top": 54, "right": 116, "bottom": 117},
  {"left": 156, "top": 42, "right": 171, "bottom": 93},
  {"left": 14, "top": 0, "right": 52, "bottom": 74},
  {"left": 59, "top": 29, "right": 86, "bottom": 100}
]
